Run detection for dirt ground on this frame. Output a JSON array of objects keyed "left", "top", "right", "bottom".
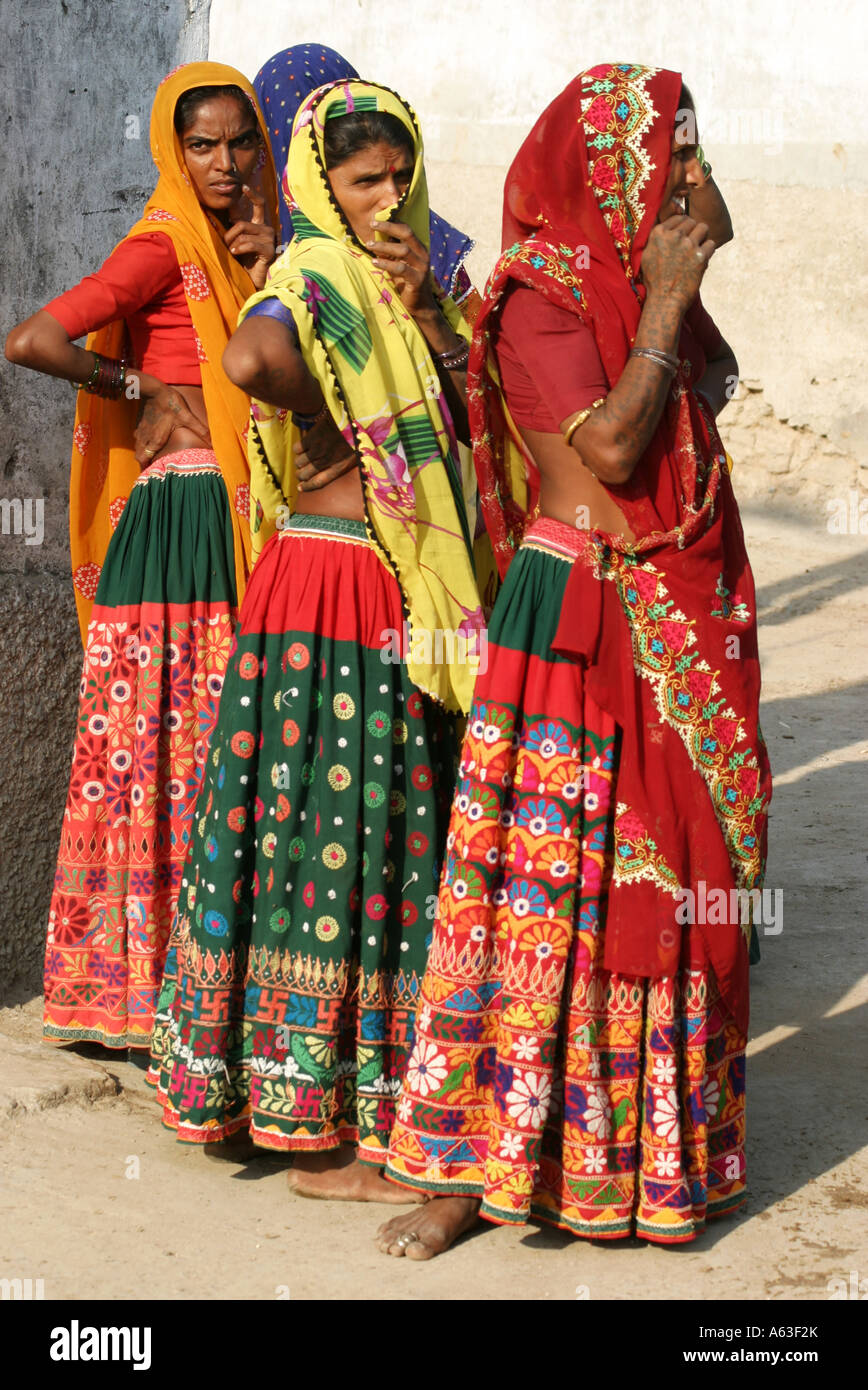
[{"left": 0, "top": 498, "right": 866, "bottom": 1302}]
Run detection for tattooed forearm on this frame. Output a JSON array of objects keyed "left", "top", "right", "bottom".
[
  {"left": 561, "top": 214, "right": 719, "bottom": 484},
  {"left": 603, "top": 366, "right": 673, "bottom": 460},
  {"left": 570, "top": 292, "right": 686, "bottom": 484}
]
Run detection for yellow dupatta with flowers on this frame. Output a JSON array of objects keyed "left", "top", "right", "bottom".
[
  {"left": 243, "top": 79, "right": 485, "bottom": 713},
  {"left": 68, "top": 62, "right": 279, "bottom": 642}
]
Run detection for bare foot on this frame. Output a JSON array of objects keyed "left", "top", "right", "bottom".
[
  {"left": 203, "top": 1130, "right": 260, "bottom": 1162},
  {"left": 287, "top": 1146, "right": 426, "bottom": 1204},
  {"left": 376, "top": 1197, "right": 481, "bottom": 1259}
]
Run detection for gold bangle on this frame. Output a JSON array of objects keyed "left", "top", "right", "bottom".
[{"left": 563, "top": 396, "right": 606, "bottom": 449}]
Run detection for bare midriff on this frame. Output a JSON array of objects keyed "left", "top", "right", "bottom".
[
  {"left": 520, "top": 425, "right": 636, "bottom": 542},
  {"left": 288, "top": 426, "right": 635, "bottom": 531},
  {"left": 293, "top": 467, "right": 366, "bottom": 521},
  {"left": 156, "top": 382, "right": 369, "bottom": 518},
  {"left": 155, "top": 403, "right": 636, "bottom": 531},
  {"left": 155, "top": 384, "right": 209, "bottom": 459}
]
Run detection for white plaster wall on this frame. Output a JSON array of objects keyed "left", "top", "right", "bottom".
[
  {"left": 210, "top": 0, "right": 868, "bottom": 464},
  {"left": 209, "top": 0, "right": 867, "bottom": 187}
]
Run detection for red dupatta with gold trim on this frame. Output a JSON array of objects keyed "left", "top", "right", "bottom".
[{"left": 467, "top": 63, "right": 771, "bottom": 1030}]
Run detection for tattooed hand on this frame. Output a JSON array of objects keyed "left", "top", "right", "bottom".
[
  {"left": 133, "top": 386, "right": 211, "bottom": 466},
  {"left": 640, "top": 213, "right": 715, "bottom": 308},
  {"left": 294, "top": 413, "right": 358, "bottom": 491}
]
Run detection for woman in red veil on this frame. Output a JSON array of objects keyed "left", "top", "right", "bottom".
[{"left": 377, "top": 63, "right": 771, "bottom": 1257}]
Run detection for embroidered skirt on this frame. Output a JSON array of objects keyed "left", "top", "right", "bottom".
[
  {"left": 147, "top": 514, "right": 460, "bottom": 1163},
  {"left": 385, "top": 516, "right": 747, "bottom": 1243},
  {"left": 43, "top": 449, "right": 237, "bottom": 1049}
]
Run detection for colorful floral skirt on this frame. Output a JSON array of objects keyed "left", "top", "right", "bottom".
[
  {"left": 147, "top": 514, "right": 460, "bottom": 1163},
  {"left": 44, "top": 450, "right": 237, "bottom": 1049},
  {"left": 385, "top": 516, "right": 747, "bottom": 1243}
]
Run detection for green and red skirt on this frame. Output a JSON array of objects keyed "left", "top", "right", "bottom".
[
  {"left": 44, "top": 449, "right": 237, "bottom": 1049},
  {"left": 147, "top": 514, "right": 460, "bottom": 1164},
  {"left": 385, "top": 515, "right": 747, "bottom": 1243}
]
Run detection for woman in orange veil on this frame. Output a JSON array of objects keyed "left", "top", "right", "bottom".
[{"left": 5, "top": 62, "right": 278, "bottom": 1049}]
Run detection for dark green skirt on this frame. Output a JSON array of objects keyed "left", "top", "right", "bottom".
[{"left": 147, "top": 515, "right": 460, "bottom": 1162}]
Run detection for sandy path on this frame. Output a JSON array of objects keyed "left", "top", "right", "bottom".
[{"left": 1, "top": 501, "right": 866, "bottom": 1301}]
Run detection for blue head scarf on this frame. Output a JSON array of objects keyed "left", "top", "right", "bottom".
[
  {"left": 253, "top": 44, "right": 475, "bottom": 295},
  {"left": 254, "top": 44, "right": 356, "bottom": 244}
]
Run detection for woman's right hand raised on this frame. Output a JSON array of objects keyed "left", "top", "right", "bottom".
[{"left": 640, "top": 214, "right": 715, "bottom": 308}]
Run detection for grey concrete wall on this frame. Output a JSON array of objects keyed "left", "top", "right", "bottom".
[{"left": 0, "top": 0, "right": 211, "bottom": 999}]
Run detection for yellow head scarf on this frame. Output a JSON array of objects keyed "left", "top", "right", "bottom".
[
  {"left": 244, "top": 79, "right": 485, "bottom": 712},
  {"left": 68, "top": 62, "right": 279, "bottom": 641}
]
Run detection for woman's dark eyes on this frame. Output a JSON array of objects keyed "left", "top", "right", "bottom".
[
  {"left": 189, "top": 136, "right": 255, "bottom": 152},
  {"left": 359, "top": 173, "right": 411, "bottom": 185}
]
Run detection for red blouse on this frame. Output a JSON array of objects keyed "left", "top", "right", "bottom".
[
  {"left": 493, "top": 282, "right": 723, "bottom": 431},
  {"left": 43, "top": 232, "right": 201, "bottom": 385}
]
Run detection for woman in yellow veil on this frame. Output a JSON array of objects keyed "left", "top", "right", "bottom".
[
  {"left": 5, "top": 63, "right": 278, "bottom": 1049},
  {"left": 147, "top": 78, "right": 487, "bottom": 1201}
]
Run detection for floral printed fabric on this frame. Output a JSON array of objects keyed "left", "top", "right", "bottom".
[
  {"left": 148, "top": 520, "right": 460, "bottom": 1162},
  {"left": 386, "top": 522, "right": 746, "bottom": 1242},
  {"left": 242, "top": 78, "right": 486, "bottom": 713},
  {"left": 44, "top": 453, "right": 236, "bottom": 1048}
]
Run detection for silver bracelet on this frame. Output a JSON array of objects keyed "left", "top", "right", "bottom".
[
  {"left": 630, "top": 346, "right": 679, "bottom": 376},
  {"left": 435, "top": 342, "right": 470, "bottom": 371}
]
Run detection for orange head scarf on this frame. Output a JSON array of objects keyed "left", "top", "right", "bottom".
[{"left": 68, "top": 61, "right": 279, "bottom": 640}]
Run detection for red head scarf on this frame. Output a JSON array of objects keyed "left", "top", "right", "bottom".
[
  {"left": 468, "top": 63, "right": 772, "bottom": 1032},
  {"left": 502, "top": 63, "right": 681, "bottom": 344}
]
